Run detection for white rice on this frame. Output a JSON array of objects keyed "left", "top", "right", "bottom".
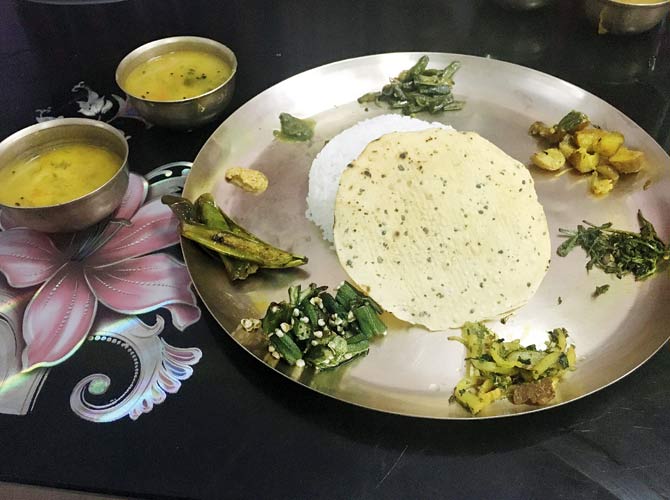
[{"left": 306, "top": 114, "right": 454, "bottom": 242}]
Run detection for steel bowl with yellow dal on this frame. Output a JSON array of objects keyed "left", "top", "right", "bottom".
[
  {"left": 0, "top": 118, "right": 129, "bottom": 233},
  {"left": 333, "top": 128, "right": 551, "bottom": 331},
  {"left": 116, "top": 36, "right": 237, "bottom": 129}
]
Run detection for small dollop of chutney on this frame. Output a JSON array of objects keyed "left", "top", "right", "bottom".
[{"left": 224, "top": 167, "right": 269, "bottom": 194}]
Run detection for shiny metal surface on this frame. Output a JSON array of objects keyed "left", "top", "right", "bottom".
[
  {"left": 492, "top": 0, "right": 553, "bottom": 10},
  {"left": 0, "top": 118, "right": 129, "bottom": 233},
  {"left": 584, "top": 0, "right": 670, "bottom": 34},
  {"left": 183, "top": 53, "right": 670, "bottom": 418},
  {"left": 115, "top": 36, "right": 237, "bottom": 129}
]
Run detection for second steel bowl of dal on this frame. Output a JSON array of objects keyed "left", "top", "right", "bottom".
[{"left": 115, "top": 36, "right": 238, "bottom": 129}]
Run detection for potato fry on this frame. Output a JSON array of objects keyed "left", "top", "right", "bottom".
[
  {"left": 558, "top": 135, "right": 577, "bottom": 159},
  {"left": 569, "top": 147, "right": 599, "bottom": 173},
  {"left": 593, "top": 131, "right": 624, "bottom": 157},
  {"left": 596, "top": 164, "right": 620, "bottom": 181},
  {"left": 574, "top": 129, "right": 605, "bottom": 152},
  {"left": 529, "top": 111, "right": 645, "bottom": 196},
  {"left": 609, "top": 147, "right": 645, "bottom": 174},
  {"left": 531, "top": 148, "right": 566, "bottom": 171},
  {"left": 590, "top": 172, "right": 615, "bottom": 196}
]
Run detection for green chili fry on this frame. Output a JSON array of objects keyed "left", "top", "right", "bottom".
[
  {"left": 557, "top": 210, "right": 670, "bottom": 281},
  {"left": 162, "top": 194, "right": 308, "bottom": 280},
  {"left": 357, "top": 55, "right": 465, "bottom": 115}
]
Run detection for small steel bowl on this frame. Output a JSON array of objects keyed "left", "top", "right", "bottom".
[
  {"left": 0, "top": 118, "right": 129, "bottom": 233},
  {"left": 115, "top": 36, "right": 237, "bottom": 129},
  {"left": 491, "top": 0, "right": 553, "bottom": 10},
  {"left": 584, "top": 0, "right": 670, "bottom": 34}
]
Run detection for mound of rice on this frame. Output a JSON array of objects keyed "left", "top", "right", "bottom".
[{"left": 306, "top": 114, "right": 453, "bottom": 242}]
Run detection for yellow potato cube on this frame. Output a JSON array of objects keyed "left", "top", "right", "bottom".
[
  {"left": 569, "top": 147, "right": 599, "bottom": 173},
  {"left": 590, "top": 172, "right": 614, "bottom": 196},
  {"left": 593, "top": 132, "right": 624, "bottom": 157},
  {"left": 596, "top": 164, "right": 620, "bottom": 182},
  {"left": 609, "top": 147, "right": 645, "bottom": 174},
  {"left": 531, "top": 148, "right": 566, "bottom": 171},
  {"left": 558, "top": 135, "right": 577, "bottom": 159},
  {"left": 575, "top": 129, "right": 605, "bottom": 152}
]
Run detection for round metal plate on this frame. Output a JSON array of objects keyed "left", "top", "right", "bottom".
[{"left": 183, "top": 53, "right": 670, "bottom": 418}]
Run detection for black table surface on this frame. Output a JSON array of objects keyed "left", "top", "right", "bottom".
[{"left": 1, "top": 1, "right": 670, "bottom": 499}]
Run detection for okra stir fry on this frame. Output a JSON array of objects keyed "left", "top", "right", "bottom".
[{"left": 252, "top": 282, "right": 387, "bottom": 370}]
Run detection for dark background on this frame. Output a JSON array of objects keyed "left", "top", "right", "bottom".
[{"left": 0, "top": 0, "right": 669, "bottom": 499}]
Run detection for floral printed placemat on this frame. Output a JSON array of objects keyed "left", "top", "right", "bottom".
[{"left": 0, "top": 83, "right": 204, "bottom": 423}]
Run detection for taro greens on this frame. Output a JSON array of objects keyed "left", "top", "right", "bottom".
[
  {"left": 163, "top": 193, "right": 307, "bottom": 280},
  {"left": 256, "top": 281, "right": 387, "bottom": 370},
  {"left": 557, "top": 210, "right": 669, "bottom": 281},
  {"left": 358, "top": 55, "right": 464, "bottom": 115}
]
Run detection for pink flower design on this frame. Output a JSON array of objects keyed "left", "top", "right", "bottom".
[{"left": 0, "top": 174, "right": 201, "bottom": 372}]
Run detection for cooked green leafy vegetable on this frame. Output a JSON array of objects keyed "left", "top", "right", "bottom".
[
  {"left": 593, "top": 284, "right": 610, "bottom": 298},
  {"left": 557, "top": 210, "right": 669, "bottom": 281},
  {"left": 257, "top": 281, "right": 387, "bottom": 370},
  {"left": 529, "top": 110, "right": 590, "bottom": 144},
  {"left": 449, "top": 322, "right": 576, "bottom": 415},
  {"left": 557, "top": 110, "right": 590, "bottom": 135},
  {"left": 273, "top": 112, "right": 314, "bottom": 141},
  {"left": 357, "top": 55, "right": 464, "bottom": 115},
  {"left": 163, "top": 194, "right": 307, "bottom": 280}
]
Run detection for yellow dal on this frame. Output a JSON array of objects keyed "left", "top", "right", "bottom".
[
  {"left": 0, "top": 144, "right": 122, "bottom": 207},
  {"left": 124, "top": 50, "right": 232, "bottom": 101}
]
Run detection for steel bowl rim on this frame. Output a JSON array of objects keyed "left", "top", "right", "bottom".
[
  {"left": 606, "top": 0, "right": 670, "bottom": 7},
  {"left": 0, "top": 117, "right": 129, "bottom": 211},
  {"left": 115, "top": 35, "right": 238, "bottom": 104}
]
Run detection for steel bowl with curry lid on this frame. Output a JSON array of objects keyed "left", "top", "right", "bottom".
[{"left": 0, "top": 118, "right": 129, "bottom": 233}]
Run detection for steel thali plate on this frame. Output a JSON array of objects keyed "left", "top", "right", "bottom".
[{"left": 182, "top": 53, "right": 670, "bottom": 418}]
